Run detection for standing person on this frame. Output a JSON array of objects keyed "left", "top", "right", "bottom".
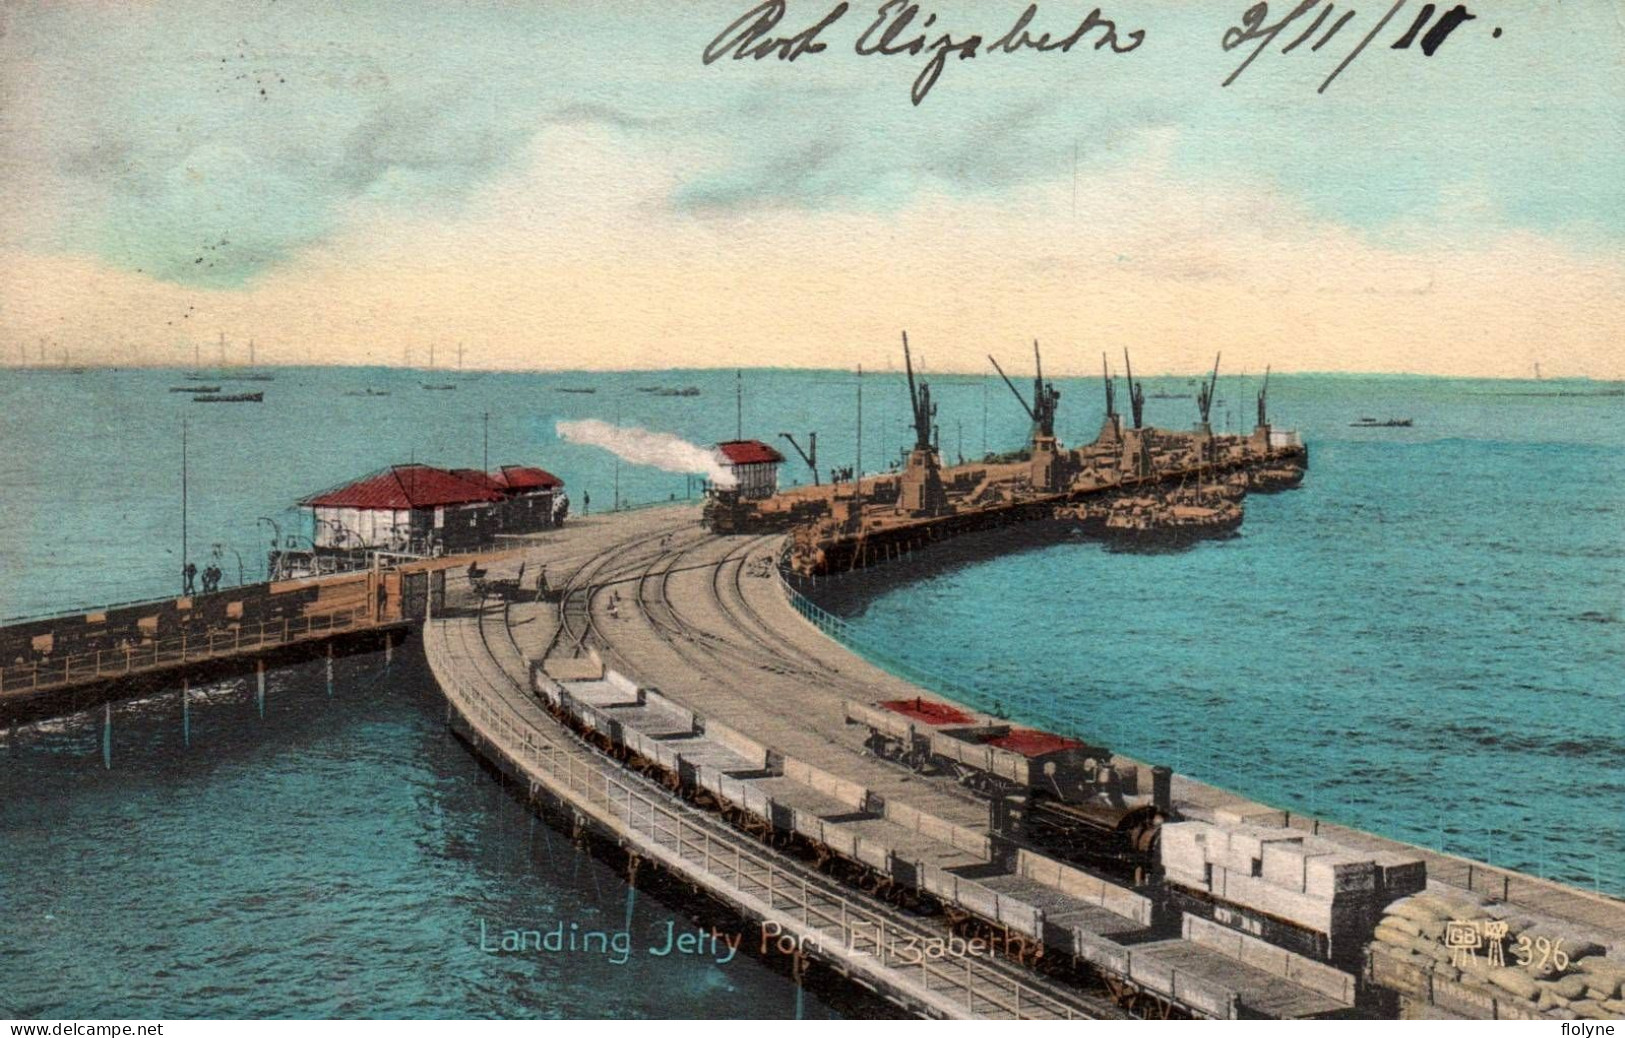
[
  {"left": 583, "top": 490, "right": 591, "bottom": 516},
  {"left": 183, "top": 561, "right": 197, "bottom": 596}
]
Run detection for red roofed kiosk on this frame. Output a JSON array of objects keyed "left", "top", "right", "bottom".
[{"left": 714, "top": 439, "right": 785, "bottom": 500}]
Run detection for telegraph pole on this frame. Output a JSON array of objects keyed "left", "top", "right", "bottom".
[
  {"left": 181, "top": 418, "right": 189, "bottom": 595},
  {"left": 735, "top": 370, "right": 743, "bottom": 440},
  {"left": 482, "top": 412, "right": 490, "bottom": 474},
  {"left": 856, "top": 364, "right": 863, "bottom": 484}
]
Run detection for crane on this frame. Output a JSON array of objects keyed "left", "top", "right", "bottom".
[
  {"left": 1197, "top": 352, "right": 1221, "bottom": 425},
  {"left": 1123, "top": 348, "right": 1145, "bottom": 430},
  {"left": 778, "top": 432, "right": 819, "bottom": 485},
  {"left": 987, "top": 339, "right": 1059, "bottom": 439},
  {"left": 1102, "top": 351, "right": 1116, "bottom": 417},
  {"left": 902, "top": 332, "right": 936, "bottom": 453}
]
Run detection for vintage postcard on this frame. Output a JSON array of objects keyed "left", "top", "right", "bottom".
[{"left": 1, "top": 0, "right": 1621, "bottom": 1027}]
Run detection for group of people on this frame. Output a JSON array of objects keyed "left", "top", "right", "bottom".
[{"left": 181, "top": 561, "right": 226, "bottom": 596}]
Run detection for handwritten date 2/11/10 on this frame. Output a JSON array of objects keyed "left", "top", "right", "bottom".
[{"left": 1223, "top": 1, "right": 1501, "bottom": 93}]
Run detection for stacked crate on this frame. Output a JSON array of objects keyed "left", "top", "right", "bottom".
[{"left": 1162, "top": 821, "right": 1426, "bottom": 967}]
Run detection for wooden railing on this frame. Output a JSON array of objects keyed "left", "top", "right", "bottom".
[{"left": 0, "top": 604, "right": 375, "bottom": 696}]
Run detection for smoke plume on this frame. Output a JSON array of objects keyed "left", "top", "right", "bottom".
[{"left": 556, "top": 419, "right": 736, "bottom": 488}]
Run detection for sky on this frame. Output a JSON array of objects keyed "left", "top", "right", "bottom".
[{"left": 1, "top": 0, "right": 1622, "bottom": 377}]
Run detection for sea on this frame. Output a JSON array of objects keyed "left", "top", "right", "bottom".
[{"left": 0, "top": 365, "right": 1620, "bottom": 1017}]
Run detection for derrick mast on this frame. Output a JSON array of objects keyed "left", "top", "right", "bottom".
[{"left": 897, "top": 332, "right": 948, "bottom": 515}]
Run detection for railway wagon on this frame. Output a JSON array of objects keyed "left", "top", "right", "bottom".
[
  {"left": 928, "top": 724, "right": 1124, "bottom": 803},
  {"left": 844, "top": 696, "right": 979, "bottom": 767}
]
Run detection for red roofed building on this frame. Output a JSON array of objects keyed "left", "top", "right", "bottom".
[
  {"left": 713, "top": 439, "right": 784, "bottom": 499},
  {"left": 486, "top": 465, "right": 567, "bottom": 530},
  {"left": 299, "top": 461, "right": 566, "bottom": 557}
]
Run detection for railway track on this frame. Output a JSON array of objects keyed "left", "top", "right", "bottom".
[{"left": 428, "top": 605, "right": 1123, "bottom": 1020}]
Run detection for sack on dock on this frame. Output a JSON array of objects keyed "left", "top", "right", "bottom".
[
  {"left": 1379, "top": 914, "right": 1424, "bottom": 938},
  {"left": 1549, "top": 974, "right": 1591, "bottom": 1000},
  {"left": 1571, "top": 999, "right": 1614, "bottom": 1021},
  {"left": 1489, "top": 966, "right": 1542, "bottom": 1001},
  {"left": 1373, "top": 921, "right": 1414, "bottom": 946},
  {"left": 1388, "top": 897, "right": 1448, "bottom": 924}
]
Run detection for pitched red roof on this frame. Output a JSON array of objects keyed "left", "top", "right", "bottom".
[
  {"left": 301, "top": 465, "right": 504, "bottom": 510},
  {"left": 496, "top": 465, "right": 563, "bottom": 490},
  {"left": 716, "top": 439, "right": 784, "bottom": 466},
  {"left": 450, "top": 468, "right": 506, "bottom": 493}
]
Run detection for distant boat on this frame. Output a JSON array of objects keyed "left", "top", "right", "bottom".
[
  {"left": 556, "top": 387, "right": 597, "bottom": 394},
  {"left": 194, "top": 391, "right": 264, "bottom": 403},
  {"left": 170, "top": 385, "right": 221, "bottom": 393},
  {"left": 344, "top": 388, "right": 391, "bottom": 397},
  {"left": 1149, "top": 392, "right": 1191, "bottom": 400},
  {"left": 422, "top": 383, "right": 457, "bottom": 391},
  {"left": 1350, "top": 417, "right": 1413, "bottom": 427}
]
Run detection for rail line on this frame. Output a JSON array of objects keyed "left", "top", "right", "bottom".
[{"left": 427, "top": 605, "right": 1122, "bottom": 1020}]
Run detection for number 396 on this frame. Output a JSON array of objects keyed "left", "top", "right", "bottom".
[{"left": 1514, "top": 935, "right": 1569, "bottom": 971}]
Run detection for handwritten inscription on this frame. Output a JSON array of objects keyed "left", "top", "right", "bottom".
[
  {"left": 702, "top": 0, "right": 1503, "bottom": 103},
  {"left": 1222, "top": 1, "right": 1494, "bottom": 93},
  {"left": 704, "top": 0, "right": 1145, "bottom": 106}
]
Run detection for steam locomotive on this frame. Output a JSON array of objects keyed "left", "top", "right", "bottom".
[{"left": 844, "top": 697, "right": 1172, "bottom": 882}]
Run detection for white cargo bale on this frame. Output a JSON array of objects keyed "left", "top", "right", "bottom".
[
  {"left": 1160, "top": 822, "right": 1218, "bottom": 875},
  {"left": 1164, "top": 866, "right": 1210, "bottom": 893},
  {"left": 1222, "top": 872, "right": 1333, "bottom": 934},
  {"left": 1225, "top": 827, "right": 1304, "bottom": 877},
  {"left": 1371, "top": 852, "right": 1427, "bottom": 897},
  {"left": 1261, "top": 843, "right": 1310, "bottom": 891},
  {"left": 1304, "top": 854, "right": 1379, "bottom": 899}
]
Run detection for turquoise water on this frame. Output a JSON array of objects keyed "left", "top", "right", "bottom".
[
  {"left": 0, "top": 653, "right": 865, "bottom": 1018},
  {"left": 816, "top": 379, "right": 1625, "bottom": 895},
  {"left": 0, "top": 366, "right": 1621, "bottom": 1017}
]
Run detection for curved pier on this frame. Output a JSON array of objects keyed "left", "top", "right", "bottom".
[{"left": 421, "top": 516, "right": 1115, "bottom": 1019}]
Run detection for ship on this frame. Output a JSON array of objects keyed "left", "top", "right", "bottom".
[
  {"left": 1351, "top": 417, "right": 1413, "bottom": 427},
  {"left": 707, "top": 339, "right": 1308, "bottom": 578},
  {"left": 193, "top": 391, "right": 264, "bottom": 403}
]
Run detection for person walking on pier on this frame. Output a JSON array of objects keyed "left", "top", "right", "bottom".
[{"left": 183, "top": 561, "right": 197, "bottom": 596}]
